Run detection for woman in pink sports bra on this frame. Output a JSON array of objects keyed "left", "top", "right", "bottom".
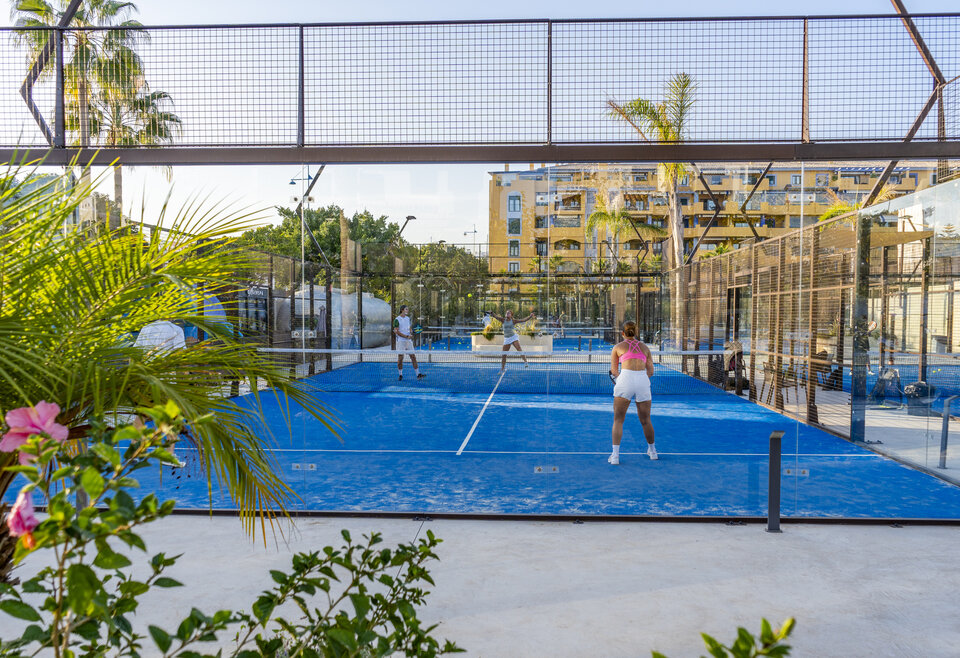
[{"left": 607, "top": 320, "right": 656, "bottom": 465}]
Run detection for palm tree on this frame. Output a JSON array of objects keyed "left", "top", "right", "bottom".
[
  {"left": 0, "top": 164, "right": 336, "bottom": 579},
  {"left": 98, "top": 79, "right": 181, "bottom": 224},
  {"left": 13, "top": 1, "right": 145, "bottom": 227},
  {"left": 587, "top": 202, "right": 667, "bottom": 268},
  {"left": 606, "top": 73, "right": 697, "bottom": 269},
  {"left": 548, "top": 254, "right": 566, "bottom": 273},
  {"left": 699, "top": 242, "right": 732, "bottom": 260},
  {"left": 818, "top": 185, "right": 900, "bottom": 222}
]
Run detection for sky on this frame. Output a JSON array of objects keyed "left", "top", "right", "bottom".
[{"left": 7, "top": 0, "right": 959, "bottom": 245}]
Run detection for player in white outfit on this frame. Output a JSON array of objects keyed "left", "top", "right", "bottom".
[{"left": 394, "top": 305, "right": 424, "bottom": 381}]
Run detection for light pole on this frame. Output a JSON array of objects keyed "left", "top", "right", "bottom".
[
  {"left": 439, "top": 288, "right": 446, "bottom": 338},
  {"left": 464, "top": 223, "right": 478, "bottom": 256},
  {"left": 290, "top": 166, "right": 315, "bottom": 352}
]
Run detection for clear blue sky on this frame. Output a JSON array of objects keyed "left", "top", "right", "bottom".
[{"left": 11, "top": 0, "right": 959, "bottom": 244}]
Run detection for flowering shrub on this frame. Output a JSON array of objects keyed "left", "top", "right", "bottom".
[{"left": 0, "top": 403, "right": 462, "bottom": 657}]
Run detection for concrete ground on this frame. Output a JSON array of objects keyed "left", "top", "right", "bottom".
[{"left": 6, "top": 516, "right": 958, "bottom": 657}]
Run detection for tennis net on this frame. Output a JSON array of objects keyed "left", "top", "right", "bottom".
[{"left": 258, "top": 348, "right": 731, "bottom": 396}]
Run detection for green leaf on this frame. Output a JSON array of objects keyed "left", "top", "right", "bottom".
[
  {"left": 65, "top": 564, "right": 101, "bottom": 615},
  {"left": 327, "top": 627, "right": 358, "bottom": 651},
  {"left": 350, "top": 593, "right": 370, "bottom": 619},
  {"left": 778, "top": 617, "right": 796, "bottom": 639},
  {"left": 252, "top": 595, "right": 276, "bottom": 624},
  {"left": 91, "top": 443, "right": 122, "bottom": 467},
  {"left": 153, "top": 577, "right": 183, "bottom": 588},
  {"left": 93, "top": 543, "right": 132, "bottom": 570},
  {"left": 149, "top": 625, "right": 172, "bottom": 653},
  {"left": 0, "top": 599, "right": 42, "bottom": 622},
  {"left": 760, "top": 618, "right": 774, "bottom": 644},
  {"left": 80, "top": 467, "right": 105, "bottom": 499},
  {"left": 21, "top": 624, "right": 47, "bottom": 643},
  {"left": 176, "top": 614, "right": 197, "bottom": 642}
]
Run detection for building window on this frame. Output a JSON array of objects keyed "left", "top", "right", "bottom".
[
  {"left": 508, "top": 218, "right": 521, "bottom": 235},
  {"left": 508, "top": 240, "right": 520, "bottom": 257},
  {"left": 625, "top": 239, "right": 644, "bottom": 250},
  {"left": 508, "top": 262, "right": 520, "bottom": 273},
  {"left": 554, "top": 240, "right": 581, "bottom": 251},
  {"left": 508, "top": 195, "right": 521, "bottom": 213},
  {"left": 766, "top": 174, "right": 776, "bottom": 186},
  {"left": 634, "top": 173, "right": 648, "bottom": 181},
  {"left": 680, "top": 197, "right": 689, "bottom": 206},
  {"left": 552, "top": 217, "right": 581, "bottom": 228},
  {"left": 535, "top": 239, "right": 547, "bottom": 256},
  {"left": 890, "top": 175, "right": 901, "bottom": 184},
  {"left": 704, "top": 199, "right": 719, "bottom": 211},
  {"left": 535, "top": 215, "right": 547, "bottom": 229},
  {"left": 791, "top": 174, "right": 801, "bottom": 186},
  {"left": 815, "top": 173, "right": 829, "bottom": 186},
  {"left": 710, "top": 175, "right": 722, "bottom": 186},
  {"left": 679, "top": 175, "right": 689, "bottom": 186}
]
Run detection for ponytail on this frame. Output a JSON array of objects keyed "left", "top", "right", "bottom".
[{"left": 622, "top": 321, "right": 637, "bottom": 338}]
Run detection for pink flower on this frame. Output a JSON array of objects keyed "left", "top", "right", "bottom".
[
  {"left": 0, "top": 402, "right": 68, "bottom": 465},
  {"left": 7, "top": 491, "right": 39, "bottom": 543}
]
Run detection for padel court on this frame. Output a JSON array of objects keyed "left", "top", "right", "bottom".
[{"left": 141, "top": 351, "right": 960, "bottom": 520}]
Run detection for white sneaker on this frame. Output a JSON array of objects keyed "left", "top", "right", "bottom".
[
  {"left": 647, "top": 444, "right": 658, "bottom": 460},
  {"left": 607, "top": 453, "right": 619, "bottom": 465}
]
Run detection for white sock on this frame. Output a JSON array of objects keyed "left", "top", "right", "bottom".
[{"left": 612, "top": 445, "right": 620, "bottom": 458}]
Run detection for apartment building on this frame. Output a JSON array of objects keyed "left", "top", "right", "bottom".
[{"left": 488, "top": 162, "right": 938, "bottom": 274}]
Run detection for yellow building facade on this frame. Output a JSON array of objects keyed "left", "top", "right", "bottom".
[{"left": 488, "top": 162, "right": 938, "bottom": 274}]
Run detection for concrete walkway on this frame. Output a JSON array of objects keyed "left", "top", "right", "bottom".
[{"left": 6, "top": 516, "right": 956, "bottom": 657}]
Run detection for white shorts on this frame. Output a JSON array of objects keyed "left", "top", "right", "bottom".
[
  {"left": 395, "top": 337, "right": 415, "bottom": 354},
  {"left": 613, "top": 369, "right": 652, "bottom": 402},
  {"left": 503, "top": 334, "right": 521, "bottom": 346}
]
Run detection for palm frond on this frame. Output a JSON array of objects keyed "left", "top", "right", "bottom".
[{"left": 0, "top": 163, "right": 337, "bottom": 538}]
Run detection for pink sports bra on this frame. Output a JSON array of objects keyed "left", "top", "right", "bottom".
[{"left": 618, "top": 339, "right": 647, "bottom": 363}]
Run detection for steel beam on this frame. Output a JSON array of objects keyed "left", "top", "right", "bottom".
[{"left": 7, "top": 141, "right": 960, "bottom": 167}]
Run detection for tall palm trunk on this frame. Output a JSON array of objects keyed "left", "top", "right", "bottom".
[
  {"left": 112, "top": 164, "right": 123, "bottom": 231},
  {"left": 78, "top": 77, "right": 95, "bottom": 228},
  {"left": 666, "top": 183, "right": 685, "bottom": 350}
]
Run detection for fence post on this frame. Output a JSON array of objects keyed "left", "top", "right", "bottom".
[
  {"left": 297, "top": 25, "right": 305, "bottom": 147},
  {"left": 851, "top": 213, "right": 872, "bottom": 442},
  {"left": 940, "top": 396, "right": 958, "bottom": 469},
  {"left": 54, "top": 28, "right": 65, "bottom": 148},
  {"left": 767, "top": 430, "right": 785, "bottom": 533}
]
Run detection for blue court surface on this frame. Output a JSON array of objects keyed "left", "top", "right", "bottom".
[{"left": 132, "top": 357, "right": 960, "bottom": 520}]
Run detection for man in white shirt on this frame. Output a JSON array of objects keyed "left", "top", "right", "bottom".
[
  {"left": 134, "top": 320, "right": 186, "bottom": 357},
  {"left": 394, "top": 305, "right": 424, "bottom": 381}
]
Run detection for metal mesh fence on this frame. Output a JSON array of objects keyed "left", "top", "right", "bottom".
[{"left": 3, "top": 15, "right": 960, "bottom": 149}]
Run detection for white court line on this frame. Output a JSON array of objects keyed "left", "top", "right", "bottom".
[
  {"left": 264, "top": 447, "right": 879, "bottom": 458},
  {"left": 457, "top": 370, "right": 506, "bottom": 455}
]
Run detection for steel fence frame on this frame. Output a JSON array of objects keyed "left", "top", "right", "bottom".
[{"left": 3, "top": 13, "right": 960, "bottom": 164}]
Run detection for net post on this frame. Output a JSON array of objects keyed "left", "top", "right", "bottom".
[
  {"left": 767, "top": 430, "right": 785, "bottom": 533},
  {"left": 324, "top": 267, "right": 333, "bottom": 372}
]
